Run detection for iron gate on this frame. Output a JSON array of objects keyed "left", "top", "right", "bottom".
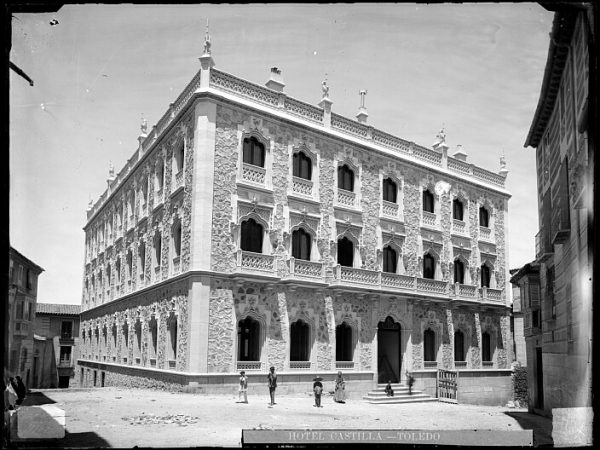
[{"left": 437, "top": 368, "right": 458, "bottom": 403}]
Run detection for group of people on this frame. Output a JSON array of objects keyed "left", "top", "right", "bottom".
[
  {"left": 237, "top": 367, "right": 348, "bottom": 408},
  {"left": 3, "top": 375, "right": 27, "bottom": 410}
]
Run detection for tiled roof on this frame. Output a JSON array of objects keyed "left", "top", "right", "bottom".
[{"left": 36, "top": 303, "right": 80, "bottom": 316}]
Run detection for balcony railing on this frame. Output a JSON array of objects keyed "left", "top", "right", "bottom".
[
  {"left": 289, "top": 361, "right": 312, "bottom": 370},
  {"left": 173, "top": 170, "right": 184, "bottom": 192},
  {"left": 382, "top": 200, "right": 399, "bottom": 218},
  {"left": 241, "top": 163, "right": 266, "bottom": 185},
  {"left": 292, "top": 176, "right": 313, "bottom": 197},
  {"left": 416, "top": 278, "right": 448, "bottom": 295},
  {"left": 422, "top": 211, "right": 437, "bottom": 227},
  {"left": 237, "top": 250, "right": 276, "bottom": 273},
  {"left": 336, "top": 188, "right": 356, "bottom": 208},
  {"left": 381, "top": 272, "right": 416, "bottom": 290},
  {"left": 479, "top": 226, "right": 492, "bottom": 241},
  {"left": 236, "top": 361, "right": 262, "bottom": 371},
  {"left": 287, "top": 258, "right": 324, "bottom": 279},
  {"left": 481, "top": 287, "right": 503, "bottom": 303},
  {"left": 454, "top": 283, "right": 478, "bottom": 299},
  {"left": 452, "top": 219, "right": 466, "bottom": 235},
  {"left": 335, "top": 265, "right": 379, "bottom": 285},
  {"left": 335, "top": 361, "right": 355, "bottom": 370},
  {"left": 172, "top": 256, "right": 181, "bottom": 275}
]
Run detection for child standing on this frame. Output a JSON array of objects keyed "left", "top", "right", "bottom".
[{"left": 238, "top": 371, "right": 248, "bottom": 403}]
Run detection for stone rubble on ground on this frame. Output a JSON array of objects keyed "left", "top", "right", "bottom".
[{"left": 121, "top": 413, "right": 199, "bottom": 426}]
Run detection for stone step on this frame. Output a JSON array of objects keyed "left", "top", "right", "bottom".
[
  {"left": 363, "top": 395, "right": 438, "bottom": 404},
  {"left": 366, "top": 389, "right": 425, "bottom": 397}
]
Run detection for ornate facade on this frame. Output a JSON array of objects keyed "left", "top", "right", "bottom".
[{"left": 78, "top": 42, "right": 513, "bottom": 404}]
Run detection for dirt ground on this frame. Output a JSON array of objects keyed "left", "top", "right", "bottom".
[{"left": 11, "top": 387, "right": 553, "bottom": 448}]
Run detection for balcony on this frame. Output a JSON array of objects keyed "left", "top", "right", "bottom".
[
  {"left": 172, "top": 256, "right": 181, "bottom": 275},
  {"left": 479, "top": 226, "right": 493, "bottom": 241},
  {"left": 237, "top": 250, "right": 276, "bottom": 274},
  {"left": 289, "top": 361, "right": 312, "bottom": 370},
  {"left": 535, "top": 227, "right": 553, "bottom": 262},
  {"left": 286, "top": 258, "right": 324, "bottom": 280},
  {"left": 481, "top": 287, "right": 503, "bottom": 303},
  {"left": 552, "top": 213, "right": 571, "bottom": 245},
  {"left": 381, "top": 201, "right": 399, "bottom": 218},
  {"left": 336, "top": 188, "right": 356, "bottom": 208},
  {"left": 335, "top": 361, "right": 355, "bottom": 370},
  {"left": 453, "top": 283, "right": 478, "bottom": 300},
  {"left": 236, "top": 361, "right": 262, "bottom": 371},
  {"left": 333, "top": 265, "right": 379, "bottom": 286},
  {"left": 422, "top": 211, "right": 437, "bottom": 228},
  {"left": 58, "top": 358, "right": 73, "bottom": 368},
  {"left": 452, "top": 219, "right": 466, "bottom": 235},
  {"left": 416, "top": 278, "right": 449, "bottom": 295},
  {"left": 172, "top": 170, "right": 184, "bottom": 193},
  {"left": 291, "top": 176, "right": 313, "bottom": 197},
  {"left": 240, "top": 163, "right": 266, "bottom": 185},
  {"left": 381, "top": 272, "right": 416, "bottom": 290}
]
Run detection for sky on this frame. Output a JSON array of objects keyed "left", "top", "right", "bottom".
[{"left": 9, "top": 3, "right": 555, "bottom": 305}]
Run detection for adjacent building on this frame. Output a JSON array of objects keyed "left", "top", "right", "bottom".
[
  {"left": 523, "top": 4, "right": 594, "bottom": 443},
  {"left": 509, "top": 267, "right": 526, "bottom": 366},
  {"left": 32, "top": 303, "right": 81, "bottom": 388},
  {"left": 78, "top": 35, "right": 513, "bottom": 405},
  {"left": 7, "top": 247, "right": 44, "bottom": 387}
]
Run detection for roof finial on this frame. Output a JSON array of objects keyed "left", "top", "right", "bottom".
[
  {"left": 321, "top": 73, "right": 329, "bottom": 99},
  {"left": 108, "top": 161, "right": 115, "bottom": 179},
  {"left": 359, "top": 89, "right": 367, "bottom": 109},
  {"left": 140, "top": 114, "right": 147, "bottom": 135},
  {"left": 436, "top": 125, "right": 446, "bottom": 144},
  {"left": 499, "top": 150, "right": 509, "bottom": 177},
  {"left": 203, "top": 19, "right": 211, "bottom": 55}
]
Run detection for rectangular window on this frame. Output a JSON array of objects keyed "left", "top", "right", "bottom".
[
  {"left": 18, "top": 265, "right": 23, "bottom": 286},
  {"left": 61, "top": 321, "right": 73, "bottom": 339},
  {"left": 59, "top": 346, "right": 72, "bottom": 365},
  {"left": 16, "top": 301, "right": 24, "bottom": 320}
]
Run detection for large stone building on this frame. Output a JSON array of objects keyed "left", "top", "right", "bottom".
[
  {"left": 78, "top": 35, "right": 513, "bottom": 404},
  {"left": 522, "top": 4, "right": 595, "bottom": 445},
  {"left": 7, "top": 247, "right": 44, "bottom": 387}
]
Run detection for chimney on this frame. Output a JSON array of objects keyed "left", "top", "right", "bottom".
[{"left": 266, "top": 67, "right": 285, "bottom": 92}]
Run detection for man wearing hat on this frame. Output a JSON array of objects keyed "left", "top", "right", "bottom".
[{"left": 267, "top": 366, "right": 277, "bottom": 406}]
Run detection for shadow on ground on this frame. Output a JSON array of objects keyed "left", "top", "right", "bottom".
[
  {"left": 8, "top": 431, "right": 111, "bottom": 449},
  {"left": 21, "top": 392, "right": 56, "bottom": 407},
  {"left": 504, "top": 411, "right": 553, "bottom": 447}
]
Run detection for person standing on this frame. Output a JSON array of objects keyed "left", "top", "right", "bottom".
[
  {"left": 15, "top": 376, "right": 26, "bottom": 406},
  {"left": 333, "top": 371, "right": 346, "bottom": 403},
  {"left": 267, "top": 366, "right": 277, "bottom": 406},
  {"left": 313, "top": 377, "right": 323, "bottom": 408},
  {"left": 238, "top": 371, "right": 248, "bottom": 403},
  {"left": 406, "top": 371, "right": 415, "bottom": 395}
]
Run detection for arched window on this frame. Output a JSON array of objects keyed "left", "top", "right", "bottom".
[
  {"left": 292, "top": 228, "right": 311, "bottom": 261},
  {"left": 481, "top": 264, "right": 491, "bottom": 288},
  {"left": 138, "top": 242, "right": 146, "bottom": 281},
  {"left": 175, "top": 140, "right": 185, "bottom": 173},
  {"left": 336, "top": 322, "right": 353, "bottom": 361},
  {"left": 337, "top": 237, "right": 354, "bottom": 267},
  {"left": 382, "top": 178, "right": 397, "bottom": 203},
  {"left": 423, "top": 253, "right": 435, "bottom": 279},
  {"left": 337, "top": 164, "right": 354, "bottom": 191},
  {"left": 153, "top": 232, "right": 162, "bottom": 270},
  {"left": 482, "top": 332, "right": 491, "bottom": 362},
  {"left": 134, "top": 319, "right": 142, "bottom": 363},
  {"left": 115, "top": 257, "right": 121, "bottom": 284},
  {"left": 241, "top": 219, "right": 264, "bottom": 253},
  {"left": 167, "top": 314, "right": 178, "bottom": 362},
  {"left": 424, "top": 329, "right": 436, "bottom": 361},
  {"left": 106, "top": 264, "right": 112, "bottom": 290},
  {"left": 122, "top": 323, "right": 129, "bottom": 350},
  {"left": 156, "top": 160, "right": 165, "bottom": 192},
  {"left": 238, "top": 317, "right": 261, "bottom": 361},
  {"left": 453, "top": 199, "right": 464, "bottom": 221},
  {"left": 126, "top": 250, "right": 133, "bottom": 281},
  {"left": 243, "top": 136, "right": 265, "bottom": 167},
  {"left": 383, "top": 246, "right": 397, "bottom": 274},
  {"left": 149, "top": 316, "right": 158, "bottom": 363},
  {"left": 454, "top": 259, "right": 465, "bottom": 284},
  {"left": 479, "top": 206, "right": 490, "bottom": 227},
  {"left": 290, "top": 319, "right": 310, "bottom": 361},
  {"left": 172, "top": 220, "right": 182, "bottom": 258},
  {"left": 293, "top": 151, "right": 312, "bottom": 180},
  {"left": 423, "top": 189, "right": 435, "bottom": 213},
  {"left": 111, "top": 324, "right": 117, "bottom": 348},
  {"left": 454, "top": 330, "right": 465, "bottom": 362}
]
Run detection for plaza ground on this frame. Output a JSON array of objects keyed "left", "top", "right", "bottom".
[{"left": 11, "top": 387, "right": 553, "bottom": 448}]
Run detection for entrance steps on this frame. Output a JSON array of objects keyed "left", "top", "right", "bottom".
[{"left": 363, "top": 384, "right": 437, "bottom": 404}]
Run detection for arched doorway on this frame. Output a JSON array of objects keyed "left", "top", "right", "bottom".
[
  {"left": 238, "top": 317, "right": 261, "bottom": 361},
  {"left": 377, "top": 316, "right": 402, "bottom": 383}
]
